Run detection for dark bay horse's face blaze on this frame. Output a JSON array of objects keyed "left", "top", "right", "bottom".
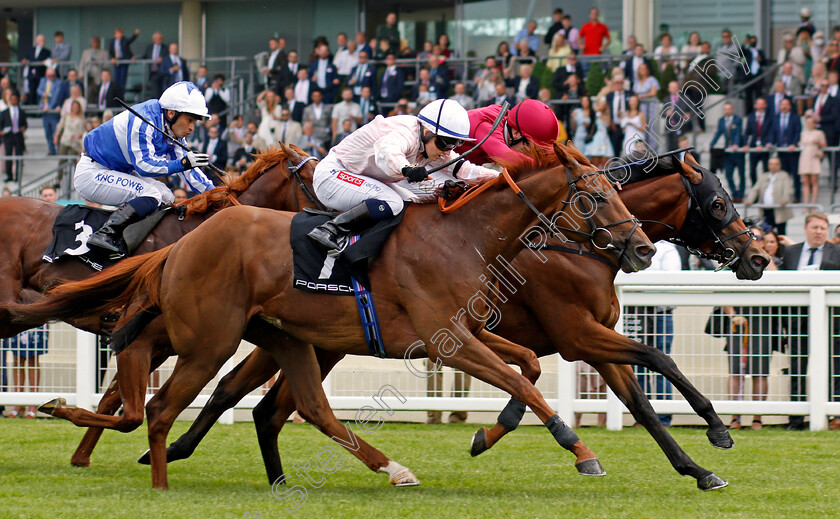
[
  {"left": 682, "top": 162, "right": 770, "bottom": 279},
  {"left": 553, "top": 143, "right": 655, "bottom": 272}
]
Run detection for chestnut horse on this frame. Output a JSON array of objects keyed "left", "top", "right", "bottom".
[
  {"left": 0, "top": 143, "right": 322, "bottom": 464},
  {"left": 14, "top": 143, "right": 655, "bottom": 488},
  {"left": 132, "top": 153, "right": 769, "bottom": 491}
]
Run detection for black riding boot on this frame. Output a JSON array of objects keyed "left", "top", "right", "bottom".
[
  {"left": 307, "top": 202, "right": 374, "bottom": 251},
  {"left": 86, "top": 204, "right": 142, "bottom": 254}
]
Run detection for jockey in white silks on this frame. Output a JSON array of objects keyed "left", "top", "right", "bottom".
[
  {"left": 308, "top": 98, "right": 500, "bottom": 251},
  {"left": 74, "top": 81, "right": 215, "bottom": 255}
]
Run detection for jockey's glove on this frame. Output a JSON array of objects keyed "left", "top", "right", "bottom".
[
  {"left": 181, "top": 151, "right": 210, "bottom": 170},
  {"left": 402, "top": 165, "right": 430, "bottom": 183}
]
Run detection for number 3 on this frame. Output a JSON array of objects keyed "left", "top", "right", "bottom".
[{"left": 64, "top": 221, "right": 94, "bottom": 255}]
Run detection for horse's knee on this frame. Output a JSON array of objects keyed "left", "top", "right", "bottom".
[
  {"left": 519, "top": 349, "right": 542, "bottom": 382},
  {"left": 116, "top": 411, "right": 144, "bottom": 432}
]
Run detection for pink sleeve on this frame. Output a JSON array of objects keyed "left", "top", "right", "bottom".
[{"left": 475, "top": 121, "right": 533, "bottom": 166}]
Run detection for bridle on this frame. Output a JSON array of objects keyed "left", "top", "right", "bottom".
[
  {"left": 637, "top": 166, "right": 755, "bottom": 271},
  {"left": 287, "top": 155, "right": 328, "bottom": 212},
  {"left": 439, "top": 165, "right": 642, "bottom": 263}
]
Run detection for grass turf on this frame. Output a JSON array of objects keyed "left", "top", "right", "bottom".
[{"left": 0, "top": 419, "right": 838, "bottom": 518}]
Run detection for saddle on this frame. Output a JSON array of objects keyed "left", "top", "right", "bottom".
[{"left": 42, "top": 204, "right": 172, "bottom": 271}]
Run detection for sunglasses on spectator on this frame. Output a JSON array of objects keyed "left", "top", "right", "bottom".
[{"left": 434, "top": 135, "right": 463, "bottom": 150}]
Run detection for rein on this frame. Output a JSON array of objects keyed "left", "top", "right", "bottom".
[
  {"left": 438, "top": 167, "right": 641, "bottom": 256},
  {"left": 174, "top": 186, "right": 241, "bottom": 208}
]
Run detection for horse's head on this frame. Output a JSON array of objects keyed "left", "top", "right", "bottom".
[
  {"left": 232, "top": 143, "right": 322, "bottom": 212},
  {"left": 551, "top": 141, "right": 655, "bottom": 273},
  {"left": 675, "top": 153, "right": 770, "bottom": 279}
]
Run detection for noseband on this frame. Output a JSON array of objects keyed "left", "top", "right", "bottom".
[{"left": 288, "top": 155, "right": 328, "bottom": 212}]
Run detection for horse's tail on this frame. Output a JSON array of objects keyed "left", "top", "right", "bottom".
[{"left": 8, "top": 244, "right": 175, "bottom": 326}]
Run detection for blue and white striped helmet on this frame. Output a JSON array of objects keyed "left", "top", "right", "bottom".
[
  {"left": 159, "top": 81, "right": 210, "bottom": 120},
  {"left": 417, "top": 99, "right": 476, "bottom": 141}
]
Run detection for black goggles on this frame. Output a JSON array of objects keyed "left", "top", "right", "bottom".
[{"left": 434, "top": 135, "right": 464, "bottom": 150}]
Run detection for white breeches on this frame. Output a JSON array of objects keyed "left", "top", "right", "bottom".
[
  {"left": 74, "top": 155, "right": 174, "bottom": 206},
  {"left": 313, "top": 154, "right": 405, "bottom": 214}
]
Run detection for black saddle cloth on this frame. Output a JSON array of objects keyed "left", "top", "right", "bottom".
[
  {"left": 42, "top": 204, "right": 170, "bottom": 271},
  {"left": 290, "top": 210, "right": 404, "bottom": 295}
]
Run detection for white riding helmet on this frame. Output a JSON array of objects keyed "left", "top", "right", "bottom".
[
  {"left": 417, "top": 99, "right": 475, "bottom": 142},
  {"left": 159, "top": 81, "right": 210, "bottom": 120}
]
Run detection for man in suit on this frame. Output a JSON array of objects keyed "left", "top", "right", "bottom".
[
  {"left": 552, "top": 51, "right": 584, "bottom": 96},
  {"left": 37, "top": 67, "right": 66, "bottom": 155},
  {"left": 142, "top": 32, "right": 168, "bottom": 97},
  {"left": 302, "top": 89, "right": 332, "bottom": 143},
  {"left": 233, "top": 131, "right": 257, "bottom": 171},
  {"left": 109, "top": 28, "right": 140, "bottom": 90},
  {"left": 742, "top": 97, "right": 776, "bottom": 185},
  {"left": 427, "top": 55, "right": 450, "bottom": 99},
  {"left": 79, "top": 36, "right": 110, "bottom": 91},
  {"left": 483, "top": 82, "right": 515, "bottom": 108},
  {"left": 506, "top": 63, "right": 539, "bottom": 103},
  {"left": 745, "top": 156, "right": 793, "bottom": 234},
  {"left": 0, "top": 91, "right": 26, "bottom": 181},
  {"left": 22, "top": 34, "right": 51, "bottom": 105},
  {"left": 605, "top": 73, "right": 629, "bottom": 157},
  {"left": 623, "top": 44, "right": 652, "bottom": 89},
  {"left": 261, "top": 38, "right": 287, "bottom": 93},
  {"left": 204, "top": 74, "right": 229, "bottom": 129},
  {"left": 378, "top": 53, "right": 404, "bottom": 104},
  {"left": 781, "top": 212, "right": 840, "bottom": 430},
  {"left": 774, "top": 61, "right": 803, "bottom": 98},
  {"left": 91, "top": 69, "right": 124, "bottom": 111},
  {"left": 292, "top": 121, "right": 327, "bottom": 159},
  {"left": 661, "top": 80, "right": 692, "bottom": 152},
  {"left": 357, "top": 86, "right": 378, "bottom": 124},
  {"left": 293, "top": 68, "right": 313, "bottom": 105},
  {"left": 160, "top": 43, "right": 189, "bottom": 89},
  {"left": 283, "top": 86, "right": 305, "bottom": 123},
  {"left": 348, "top": 51, "right": 376, "bottom": 101},
  {"left": 768, "top": 80, "right": 792, "bottom": 117},
  {"left": 308, "top": 43, "right": 340, "bottom": 103},
  {"left": 354, "top": 32, "right": 373, "bottom": 61},
  {"left": 52, "top": 31, "right": 72, "bottom": 79},
  {"left": 275, "top": 107, "right": 302, "bottom": 145},
  {"left": 449, "top": 82, "right": 475, "bottom": 110},
  {"left": 278, "top": 50, "right": 301, "bottom": 94},
  {"left": 710, "top": 102, "right": 746, "bottom": 200},
  {"left": 202, "top": 125, "right": 227, "bottom": 171},
  {"left": 814, "top": 80, "right": 840, "bottom": 180},
  {"left": 774, "top": 98, "right": 802, "bottom": 201}
]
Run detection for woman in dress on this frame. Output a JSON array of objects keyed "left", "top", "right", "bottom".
[
  {"left": 54, "top": 100, "right": 86, "bottom": 176},
  {"left": 632, "top": 63, "right": 660, "bottom": 148},
  {"left": 586, "top": 98, "right": 615, "bottom": 167},
  {"left": 256, "top": 89, "right": 281, "bottom": 148},
  {"left": 798, "top": 114, "right": 827, "bottom": 206},
  {"left": 570, "top": 95, "right": 594, "bottom": 150},
  {"left": 653, "top": 33, "right": 678, "bottom": 72},
  {"left": 621, "top": 94, "right": 646, "bottom": 155},
  {"left": 680, "top": 32, "right": 702, "bottom": 71},
  {"left": 547, "top": 31, "right": 572, "bottom": 72}
]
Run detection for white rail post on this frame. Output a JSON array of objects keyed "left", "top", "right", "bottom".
[
  {"left": 809, "top": 287, "right": 828, "bottom": 431},
  {"left": 219, "top": 358, "right": 235, "bottom": 424},
  {"left": 606, "top": 286, "right": 625, "bottom": 431},
  {"left": 75, "top": 330, "right": 97, "bottom": 411},
  {"left": 556, "top": 354, "right": 575, "bottom": 426}
]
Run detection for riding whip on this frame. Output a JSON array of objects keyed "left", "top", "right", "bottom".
[
  {"left": 424, "top": 101, "right": 510, "bottom": 175},
  {"left": 114, "top": 97, "right": 230, "bottom": 183}
]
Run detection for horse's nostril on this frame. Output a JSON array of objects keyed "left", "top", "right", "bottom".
[{"left": 636, "top": 245, "right": 653, "bottom": 258}]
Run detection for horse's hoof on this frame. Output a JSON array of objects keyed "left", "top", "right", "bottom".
[
  {"left": 575, "top": 458, "right": 606, "bottom": 476},
  {"left": 470, "top": 428, "right": 489, "bottom": 457},
  {"left": 137, "top": 449, "right": 151, "bottom": 465},
  {"left": 38, "top": 397, "right": 66, "bottom": 416},
  {"left": 70, "top": 457, "right": 90, "bottom": 468},
  {"left": 698, "top": 473, "right": 728, "bottom": 491},
  {"left": 707, "top": 427, "right": 735, "bottom": 449},
  {"left": 390, "top": 468, "right": 420, "bottom": 487}
]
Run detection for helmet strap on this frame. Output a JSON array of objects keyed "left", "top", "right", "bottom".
[{"left": 420, "top": 128, "right": 432, "bottom": 158}]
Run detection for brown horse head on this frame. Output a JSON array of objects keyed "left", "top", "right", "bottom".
[
  {"left": 678, "top": 152, "right": 770, "bottom": 279},
  {"left": 549, "top": 141, "right": 655, "bottom": 272}
]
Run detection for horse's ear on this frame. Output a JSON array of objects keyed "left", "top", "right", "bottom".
[
  {"left": 554, "top": 141, "right": 580, "bottom": 170},
  {"left": 677, "top": 154, "right": 703, "bottom": 184}
]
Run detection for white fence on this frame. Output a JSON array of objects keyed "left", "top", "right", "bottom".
[{"left": 2, "top": 271, "right": 840, "bottom": 430}]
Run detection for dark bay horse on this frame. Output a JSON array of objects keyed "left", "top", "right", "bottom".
[
  {"left": 132, "top": 153, "right": 769, "bottom": 491},
  {"left": 13, "top": 143, "right": 655, "bottom": 488}
]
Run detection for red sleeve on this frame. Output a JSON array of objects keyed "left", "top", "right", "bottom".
[{"left": 475, "top": 120, "right": 533, "bottom": 166}]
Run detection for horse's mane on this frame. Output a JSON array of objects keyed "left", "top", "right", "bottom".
[
  {"left": 179, "top": 146, "right": 301, "bottom": 218},
  {"left": 609, "top": 152, "right": 681, "bottom": 186},
  {"left": 494, "top": 142, "right": 565, "bottom": 177}
]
